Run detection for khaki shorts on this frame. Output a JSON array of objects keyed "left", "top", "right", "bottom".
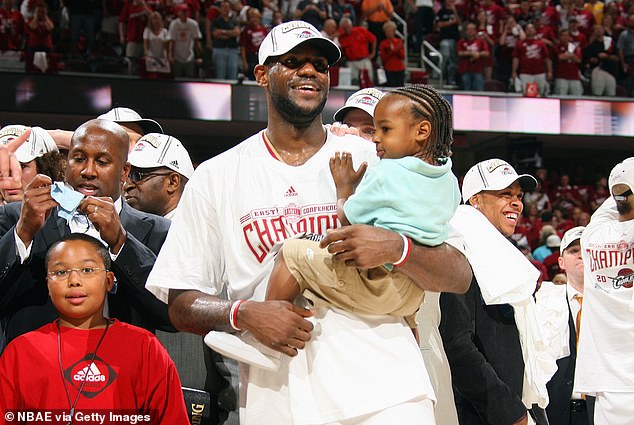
[{"left": 282, "top": 238, "right": 424, "bottom": 328}]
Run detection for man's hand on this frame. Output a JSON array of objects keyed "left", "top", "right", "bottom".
[
  {"left": 0, "top": 128, "right": 30, "bottom": 190},
  {"left": 320, "top": 224, "right": 401, "bottom": 268},
  {"left": 79, "top": 197, "right": 127, "bottom": 254},
  {"left": 16, "top": 174, "right": 57, "bottom": 246},
  {"left": 329, "top": 152, "right": 367, "bottom": 199},
  {"left": 325, "top": 123, "right": 361, "bottom": 138},
  {"left": 238, "top": 300, "right": 314, "bottom": 357}
]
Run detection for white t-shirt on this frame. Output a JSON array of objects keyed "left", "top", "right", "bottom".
[
  {"left": 574, "top": 197, "right": 634, "bottom": 394},
  {"left": 146, "top": 129, "right": 436, "bottom": 424},
  {"left": 167, "top": 17, "right": 201, "bottom": 63},
  {"left": 143, "top": 27, "right": 168, "bottom": 59}
]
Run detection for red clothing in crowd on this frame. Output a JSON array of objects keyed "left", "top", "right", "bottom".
[
  {"left": 457, "top": 36, "right": 490, "bottom": 74},
  {"left": 572, "top": 7, "right": 595, "bottom": 36},
  {"left": 0, "top": 6, "right": 23, "bottom": 51},
  {"left": 338, "top": 26, "right": 376, "bottom": 61},
  {"left": 119, "top": 1, "right": 149, "bottom": 43},
  {"left": 26, "top": 17, "right": 53, "bottom": 50},
  {"left": 240, "top": 24, "right": 268, "bottom": 55},
  {"left": 474, "top": 2, "right": 506, "bottom": 39},
  {"left": 379, "top": 36, "right": 405, "bottom": 72},
  {"left": 541, "top": 4, "right": 560, "bottom": 34},
  {"left": 569, "top": 29, "right": 588, "bottom": 50},
  {"left": 513, "top": 38, "right": 550, "bottom": 74},
  {"left": 555, "top": 41, "right": 582, "bottom": 80},
  {"left": 0, "top": 320, "right": 189, "bottom": 424}
]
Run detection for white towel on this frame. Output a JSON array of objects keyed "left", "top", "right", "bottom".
[
  {"left": 450, "top": 205, "right": 557, "bottom": 409},
  {"left": 33, "top": 51, "right": 48, "bottom": 73}
]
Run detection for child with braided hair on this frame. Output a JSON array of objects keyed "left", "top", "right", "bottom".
[{"left": 207, "top": 85, "right": 460, "bottom": 370}]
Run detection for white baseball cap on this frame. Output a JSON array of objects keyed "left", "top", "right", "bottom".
[
  {"left": 258, "top": 20, "right": 341, "bottom": 66},
  {"left": 461, "top": 158, "right": 538, "bottom": 203},
  {"left": 129, "top": 133, "right": 194, "bottom": 179},
  {"left": 333, "top": 88, "right": 385, "bottom": 122},
  {"left": 560, "top": 226, "right": 585, "bottom": 254},
  {"left": 0, "top": 125, "right": 58, "bottom": 163},
  {"left": 545, "top": 234, "right": 561, "bottom": 248},
  {"left": 608, "top": 157, "right": 634, "bottom": 197},
  {"left": 98, "top": 107, "right": 163, "bottom": 135}
]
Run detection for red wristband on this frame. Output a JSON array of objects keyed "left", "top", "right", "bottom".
[
  {"left": 393, "top": 234, "right": 412, "bottom": 267},
  {"left": 229, "top": 300, "right": 245, "bottom": 331}
]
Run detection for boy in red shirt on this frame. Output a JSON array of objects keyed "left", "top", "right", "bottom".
[{"left": 0, "top": 234, "right": 188, "bottom": 424}]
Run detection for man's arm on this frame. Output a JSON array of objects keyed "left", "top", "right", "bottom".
[
  {"left": 168, "top": 290, "right": 314, "bottom": 357},
  {"left": 320, "top": 224, "right": 471, "bottom": 293}
]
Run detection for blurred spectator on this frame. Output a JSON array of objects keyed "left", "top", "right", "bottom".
[
  {"left": 64, "top": 0, "right": 99, "bottom": 55},
  {"left": 587, "top": 175, "right": 609, "bottom": 211},
  {"left": 168, "top": 3, "right": 201, "bottom": 78},
  {"left": 457, "top": 21, "right": 490, "bottom": 91},
  {"left": 498, "top": 15, "right": 525, "bottom": 88},
  {"left": 25, "top": 3, "right": 54, "bottom": 53},
  {"left": 294, "top": 0, "right": 327, "bottom": 30},
  {"left": 259, "top": 0, "right": 279, "bottom": 27},
  {"left": 524, "top": 181, "right": 552, "bottom": 213},
  {"left": 583, "top": 24, "right": 619, "bottom": 96},
  {"left": 379, "top": 20, "right": 404, "bottom": 86},
  {"left": 512, "top": 23, "right": 552, "bottom": 96},
  {"left": 435, "top": 0, "right": 461, "bottom": 86},
  {"left": 517, "top": 202, "right": 543, "bottom": 249},
  {"left": 0, "top": 0, "right": 24, "bottom": 52},
  {"left": 101, "top": 0, "right": 125, "bottom": 54},
  {"left": 211, "top": 0, "right": 239, "bottom": 79},
  {"left": 618, "top": 14, "right": 634, "bottom": 96},
  {"left": 411, "top": 0, "right": 434, "bottom": 50},
  {"left": 553, "top": 28, "right": 583, "bottom": 96},
  {"left": 338, "top": 17, "right": 376, "bottom": 86},
  {"left": 551, "top": 173, "right": 584, "bottom": 214},
  {"left": 568, "top": 17, "right": 588, "bottom": 50},
  {"left": 320, "top": 18, "right": 339, "bottom": 44},
  {"left": 475, "top": 9, "right": 495, "bottom": 81},
  {"left": 533, "top": 232, "right": 561, "bottom": 263},
  {"left": 332, "top": 0, "right": 356, "bottom": 24},
  {"left": 361, "top": 0, "right": 393, "bottom": 52},
  {"left": 143, "top": 11, "right": 170, "bottom": 75},
  {"left": 539, "top": 1, "right": 560, "bottom": 35},
  {"left": 119, "top": 0, "right": 151, "bottom": 74},
  {"left": 585, "top": 0, "right": 604, "bottom": 25},
  {"left": 515, "top": 0, "right": 536, "bottom": 28},
  {"left": 557, "top": 0, "right": 573, "bottom": 31},
  {"left": 20, "top": 0, "right": 37, "bottom": 22},
  {"left": 240, "top": 7, "right": 268, "bottom": 80},
  {"left": 572, "top": 0, "right": 595, "bottom": 37}
]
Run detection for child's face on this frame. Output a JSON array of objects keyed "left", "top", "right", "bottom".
[
  {"left": 372, "top": 95, "right": 429, "bottom": 160},
  {"left": 46, "top": 240, "right": 114, "bottom": 328}
]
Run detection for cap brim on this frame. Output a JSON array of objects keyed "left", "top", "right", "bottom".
[
  {"left": 517, "top": 174, "right": 538, "bottom": 192},
  {"left": 264, "top": 38, "right": 341, "bottom": 66},
  {"left": 333, "top": 105, "right": 371, "bottom": 122},
  {"left": 133, "top": 119, "right": 164, "bottom": 135}
]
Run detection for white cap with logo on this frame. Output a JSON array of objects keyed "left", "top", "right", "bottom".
[
  {"left": 258, "top": 20, "right": 341, "bottom": 66},
  {"left": 461, "top": 158, "right": 538, "bottom": 203},
  {"left": 0, "top": 125, "right": 58, "bottom": 163},
  {"left": 560, "top": 226, "right": 585, "bottom": 254},
  {"left": 129, "top": 133, "right": 194, "bottom": 179},
  {"left": 608, "top": 157, "right": 634, "bottom": 197},
  {"left": 333, "top": 88, "right": 385, "bottom": 122},
  {"left": 98, "top": 107, "right": 163, "bottom": 135}
]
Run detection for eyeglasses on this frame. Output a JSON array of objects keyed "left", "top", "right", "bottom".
[
  {"left": 47, "top": 267, "right": 109, "bottom": 281},
  {"left": 271, "top": 55, "right": 330, "bottom": 74},
  {"left": 614, "top": 189, "right": 633, "bottom": 202},
  {"left": 128, "top": 170, "right": 172, "bottom": 184}
]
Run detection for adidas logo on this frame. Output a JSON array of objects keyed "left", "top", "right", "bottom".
[
  {"left": 73, "top": 363, "right": 106, "bottom": 382},
  {"left": 284, "top": 186, "right": 298, "bottom": 197},
  {"left": 169, "top": 160, "right": 179, "bottom": 169}
]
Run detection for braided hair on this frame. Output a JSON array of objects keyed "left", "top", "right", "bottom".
[{"left": 389, "top": 84, "right": 453, "bottom": 164}]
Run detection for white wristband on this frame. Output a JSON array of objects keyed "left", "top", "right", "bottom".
[{"left": 393, "top": 234, "right": 412, "bottom": 267}]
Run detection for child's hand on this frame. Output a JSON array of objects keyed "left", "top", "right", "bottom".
[{"left": 329, "top": 152, "right": 367, "bottom": 199}]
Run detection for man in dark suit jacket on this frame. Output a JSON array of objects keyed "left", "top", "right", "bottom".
[
  {"left": 0, "top": 119, "right": 173, "bottom": 343},
  {"left": 543, "top": 226, "right": 594, "bottom": 425}
]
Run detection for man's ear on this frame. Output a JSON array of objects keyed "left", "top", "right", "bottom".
[
  {"left": 469, "top": 193, "right": 481, "bottom": 208},
  {"left": 166, "top": 173, "right": 181, "bottom": 195},
  {"left": 121, "top": 162, "right": 131, "bottom": 183},
  {"left": 254, "top": 64, "right": 268, "bottom": 87}
]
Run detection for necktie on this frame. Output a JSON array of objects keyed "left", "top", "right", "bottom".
[{"left": 575, "top": 294, "right": 583, "bottom": 349}]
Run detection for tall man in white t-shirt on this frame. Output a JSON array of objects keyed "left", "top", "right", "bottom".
[
  {"left": 146, "top": 21, "right": 471, "bottom": 425},
  {"left": 575, "top": 157, "right": 634, "bottom": 425},
  {"left": 168, "top": 4, "right": 202, "bottom": 78}
]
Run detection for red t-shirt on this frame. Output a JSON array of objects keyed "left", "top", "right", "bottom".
[
  {"left": 457, "top": 36, "right": 490, "bottom": 74},
  {"left": 119, "top": 2, "right": 148, "bottom": 43},
  {"left": 239, "top": 24, "right": 268, "bottom": 55},
  {"left": 379, "top": 36, "right": 405, "bottom": 71},
  {"left": 474, "top": 3, "right": 505, "bottom": 39},
  {"left": 338, "top": 26, "right": 376, "bottom": 61},
  {"left": 572, "top": 7, "right": 595, "bottom": 36},
  {"left": 513, "top": 38, "right": 550, "bottom": 75},
  {"left": 0, "top": 320, "right": 189, "bottom": 424},
  {"left": 569, "top": 30, "right": 588, "bottom": 50},
  {"left": 555, "top": 41, "right": 581, "bottom": 79},
  {"left": 25, "top": 18, "right": 53, "bottom": 50}
]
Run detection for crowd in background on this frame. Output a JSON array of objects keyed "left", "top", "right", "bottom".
[{"left": 1, "top": 0, "right": 634, "bottom": 95}]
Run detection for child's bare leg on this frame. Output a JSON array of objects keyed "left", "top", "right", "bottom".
[{"left": 266, "top": 253, "right": 301, "bottom": 302}]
